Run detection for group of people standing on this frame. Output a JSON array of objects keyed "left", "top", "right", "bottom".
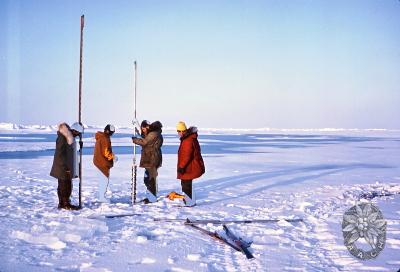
[{"left": 50, "top": 120, "right": 205, "bottom": 210}]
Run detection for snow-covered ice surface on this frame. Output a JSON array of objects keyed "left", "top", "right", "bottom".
[{"left": 0, "top": 125, "right": 400, "bottom": 271}]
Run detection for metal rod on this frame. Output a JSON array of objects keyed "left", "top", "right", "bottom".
[
  {"left": 132, "top": 61, "right": 137, "bottom": 205},
  {"left": 78, "top": 14, "right": 84, "bottom": 209}
]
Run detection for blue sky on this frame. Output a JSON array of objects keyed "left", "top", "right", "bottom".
[{"left": 1, "top": 0, "right": 400, "bottom": 129}]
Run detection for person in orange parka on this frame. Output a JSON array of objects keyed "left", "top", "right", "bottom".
[
  {"left": 93, "top": 124, "right": 117, "bottom": 203},
  {"left": 176, "top": 121, "right": 205, "bottom": 207}
]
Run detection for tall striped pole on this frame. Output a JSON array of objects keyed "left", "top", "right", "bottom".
[
  {"left": 78, "top": 14, "right": 84, "bottom": 209},
  {"left": 132, "top": 61, "right": 137, "bottom": 205}
]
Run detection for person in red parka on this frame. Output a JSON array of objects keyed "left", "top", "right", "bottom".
[{"left": 176, "top": 121, "right": 205, "bottom": 207}]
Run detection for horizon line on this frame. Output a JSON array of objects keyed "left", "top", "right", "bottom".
[{"left": 1, "top": 122, "right": 399, "bottom": 132}]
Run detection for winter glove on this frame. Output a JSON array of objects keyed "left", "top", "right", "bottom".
[
  {"left": 132, "top": 119, "right": 140, "bottom": 128},
  {"left": 132, "top": 119, "right": 141, "bottom": 135},
  {"left": 135, "top": 127, "right": 141, "bottom": 135},
  {"left": 177, "top": 167, "right": 185, "bottom": 174}
]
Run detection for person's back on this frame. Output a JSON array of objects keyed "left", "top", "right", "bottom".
[
  {"left": 93, "top": 131, "right": 114, "bottom": 177},
  {"left": 148, "top": 121, "right": 163, "bottom": 168},
  {"left": 50, "top": 126, "right": 74, "bottom": 180},
  {"left": 93, "top": 124, "right": 116, "bottom": 203}
]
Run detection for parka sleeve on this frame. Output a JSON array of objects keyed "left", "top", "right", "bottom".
[
  {"left": 178, "top": 138, "right": 194, "bottom": 169},
  {"left": 132, "top": 132, "right": 156, "bottom": 147},
  {"left": 104, "top": 147, "right": 114, "bottom": 161},
  {"left": 100, "top": 137, "right": 114, "bottom": 161}
]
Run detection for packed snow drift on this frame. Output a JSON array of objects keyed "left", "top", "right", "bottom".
[{"left": 0, "top": 124, "right": 399, "bottom": 271}]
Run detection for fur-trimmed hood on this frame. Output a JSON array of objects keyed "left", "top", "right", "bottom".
[
  {"left": 149, "top": 121, "right": 163, "bottom": 133},
  {"left": 95, "top": 131, "right": 110, "bottom": 141},
  {"left": 180, "top": 126, "right": 198, "bottom": 140},
  {"left": 58, "top": 123, "right": 74, "bottom": 145}
]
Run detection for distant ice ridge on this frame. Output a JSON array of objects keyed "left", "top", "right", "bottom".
[
  {"left": 0, "top": 123, "right": 57, "bottom": 131},
  {"left": 0, "top": 123, "right": 101, "bottom": 132},
  {"left": 1, "top": 122, "right": 399, "bottom": 134}
]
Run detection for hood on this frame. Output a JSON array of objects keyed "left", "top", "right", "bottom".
[
  {"left": 95, "top": 131, "right": 108, "bottom": 140},
  {"left": 59, "top": 123, "right": 74, "bottom": 145},
  {"left": 181, "top": 126, "right": 198, "bottom": 140},
  {"left": 150, "top": 121, "right": 163, "bottom": 132}
]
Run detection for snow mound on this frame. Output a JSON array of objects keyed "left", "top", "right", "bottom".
[{"left": 10, "top": 230, "right": 66, "bottom": 250}]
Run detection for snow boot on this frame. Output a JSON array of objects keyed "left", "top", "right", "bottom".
[
  {"left": 140, "top": 198, "right": 150, "bottom": 204},
  {"left": 58, "top": 198, "right": 79, "bottom": 210},
  {"left": 64, "top": 203, "right": 80, "bottom": 210},
  {"left": 183, "top": 192, "right": 196, "bottom": 207}
]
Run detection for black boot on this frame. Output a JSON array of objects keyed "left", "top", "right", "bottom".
[
  {"left": 141, "top": 198, "right": 150, "bottom": 204},
  {"left": 64, "top": 203, "right": 80, "bottom": 210}
]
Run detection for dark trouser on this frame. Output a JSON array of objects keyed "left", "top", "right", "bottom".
[
  {"left": 57, "top": 179, "right": 72, "bottom": 206},
  {"left": 144, "top": 167, "right": 158, "bottom": 197},
  {"left": 181, "top": 179, "right": 193, "bottom": 199}
]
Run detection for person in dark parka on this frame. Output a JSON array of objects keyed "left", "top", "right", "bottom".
[
  {"left": 132, "top": 120, "right": 163, "bottom": 203},
  {"left": 50, "top": 122, "right": 83, "bottom": 210}
]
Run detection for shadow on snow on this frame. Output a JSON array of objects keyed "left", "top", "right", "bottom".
[{"left": 195, "top": 163, "right": 395, "bottom": 206}]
